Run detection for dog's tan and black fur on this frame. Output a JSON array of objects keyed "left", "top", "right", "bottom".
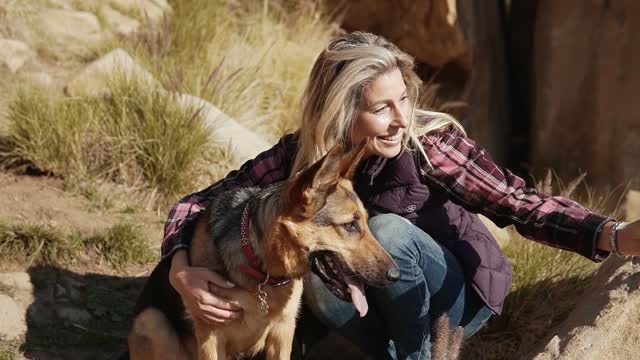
[{"left": 124, "top": 143, "right": 398, "bottom": 360}]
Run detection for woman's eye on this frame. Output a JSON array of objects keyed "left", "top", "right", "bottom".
[
  {"left": 373, "top": 106, "right": 387, "bottom": 114},
  {"left": 400, "top": 95, "right": 408, "bottom": 102}
]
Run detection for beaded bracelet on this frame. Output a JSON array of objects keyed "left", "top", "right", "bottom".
[{"left": 609, "top": 221, "right": 629, "bottom": 257}]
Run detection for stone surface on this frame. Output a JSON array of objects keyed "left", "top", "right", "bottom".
[
  {"left": 0, "top": 293, "right": 27, "bottom": 340},
  {"left": 108, "top": 0, "right": 171, "bottom": 23},
  {"left": 37, "top": 9, "right": 103, "bottom": 52},
  {"left": 456, "top": 1, "right": 510, "bottom": 166},
  {"left": 65, "top": 48, "right": 158, "bottom": 96},
  {"left": 174, "top": 94, "right": 271, "bottom": 167},
  {"left": 100, "top": 4, "right": 140, "bottom": 36},
  {"left": 522, "top": 0, "right": 640, "bottom": 196},
  {"left": 0, "top": 38, "right": 34, "bottom": 73},
  {"left": 531, "top": 257, "right": 640, "bottom": 359},
  {"left": 325, "top": 0, "right": 468, "bottom": 69},
  {"left": 626, "top": 189, "right": 640, "bottom": 221},
  {"left": 0, "top": 272, "right": 32, "bottom": 293}
]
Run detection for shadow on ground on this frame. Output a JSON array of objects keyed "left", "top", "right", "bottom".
[{"left": 21, "top": 265, "right": 146, "bottom": 360}]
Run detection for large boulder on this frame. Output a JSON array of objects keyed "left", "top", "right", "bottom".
[
  {"left": 99, "top": 4, "right": 140, "bottom": 36},
  {"left": 0, "top": 38, "right": 34, "bottom": 73},
  {"left": 174, "top": 94, "right": 271, "bottom": 167},
  {"left": 327, "top": 0, "right": 467, "bottom": 69},
  {"left": 0, "top": 294, "right": 27, "bottom": 341},
  {"left": 626, "top": 189, "right": 640, "bottom": 221},
  {"left": 107, "top": 0, "right": 171, "bottom": 23},
  {"left": 531, "top": 257, "right": 640, "bottom": 359},
  {"left": 65, "top": 48, "right": 158, "bottom": 97},
  {"left": 521, "top": 0, "right": 640, "bottom": 195},
  {"left": 455, "top": 1, "right": 510, "bottom": 166},
  {"left": 37, "top": 9, "right": 104, "bottom": 54}
]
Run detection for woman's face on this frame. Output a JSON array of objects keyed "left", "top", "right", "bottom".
[{"left": 352, "top": 68, "right": 410, "bottom": 158}]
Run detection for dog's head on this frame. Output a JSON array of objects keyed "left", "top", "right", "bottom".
[{"left": 275, "top": 141, "right": 399, "bottom": 317}]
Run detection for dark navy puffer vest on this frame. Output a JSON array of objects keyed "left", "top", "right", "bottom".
[{"left": 353, "top": 150, "right": 512, "bottom": 315}]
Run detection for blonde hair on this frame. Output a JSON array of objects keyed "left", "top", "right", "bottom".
[{"left": 291, "top": 31, "right": 466, "bottom": 176}]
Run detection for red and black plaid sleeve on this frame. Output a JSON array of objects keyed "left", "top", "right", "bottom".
[
  {"left": 161, "top": 132, "right": 299, "bottom": 257},
  {"left": 421, "top": 129, "right": 611, "bottom": 262}
]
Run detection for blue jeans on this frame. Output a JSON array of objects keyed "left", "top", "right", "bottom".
[{"left": 304, "top": 214, "right": 493, "bottom": 360}]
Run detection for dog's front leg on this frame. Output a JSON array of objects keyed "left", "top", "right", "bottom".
[
  {"left": 263, "top": 319, "right": 296, "bottom": 360},
  {"left": 194, "top": 322, "right": 225, "bottom": 360}
]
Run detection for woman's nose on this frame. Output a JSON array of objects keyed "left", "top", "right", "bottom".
[{"left": 392, "top": 103, "right": 409, "bottom": 128}]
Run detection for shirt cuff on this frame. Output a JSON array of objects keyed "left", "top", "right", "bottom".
[{"left": 590, "top": 214, "right": 616, "bottom": 262}]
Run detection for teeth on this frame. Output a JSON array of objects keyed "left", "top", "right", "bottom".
[{"left": 378, "top": 133, "right": 400, "bottom": 141}]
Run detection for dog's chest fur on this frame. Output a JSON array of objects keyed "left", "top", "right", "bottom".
[{"left": 189, "top": 184, "right": 303, "bottom": 355}]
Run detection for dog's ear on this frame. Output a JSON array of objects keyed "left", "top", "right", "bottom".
[
  {"left": 286, "top": 143, "right": 343, "bottom": 216},
  {"left": 339, "top": 139, "right": 368, "bottom": 180}
]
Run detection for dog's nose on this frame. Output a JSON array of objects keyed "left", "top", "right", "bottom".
[{"left": 386, "top": 268, "right": 400, "bottom": 282}]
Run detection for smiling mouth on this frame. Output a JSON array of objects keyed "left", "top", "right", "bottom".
[
  {"left": 377, "top": 132, "right": 401, "bottom": 142},
  {"left": 309, "top": 251, "right": 369, "bottom": 317}
]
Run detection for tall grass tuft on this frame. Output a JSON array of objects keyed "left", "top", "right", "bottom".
[
  {"left": 0, "top": 221, "right": 155, "bottom": 270},
  {"left": 461, "top": 171, "right": 619, "bottom": 359},
  {"left": 0, "top": 79, "right": 217, "bottom": 207},
  {"left": 83, "top": 223, "right": 154, "bottom": 271},
  {"left": 125, "top": 0, "right": 338, "bottom": 140},
  {"left": 0, "top": 222, "right": 81, "bottom": 266}
]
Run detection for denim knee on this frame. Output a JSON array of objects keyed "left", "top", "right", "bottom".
[{"left": 368, "top": 213, "right": 439, "bottom": 265}]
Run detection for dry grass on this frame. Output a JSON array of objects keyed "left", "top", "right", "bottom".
[
  {"left": 123, "top": 0, "right": 338, "bottom": 141},
  {"left": 0, "top": 341, "right": 21, "bottom": 360},
  {"left": 0, "top": 78, "right": 218, "bottom": 209},
  {"left": 461, "top": 171, "right": 621, "bottom": 360},
  {"left": 0, "top": 220, "right": 155, "bottom": 271}
]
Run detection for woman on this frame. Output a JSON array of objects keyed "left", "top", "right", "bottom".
[{"left": 162, "top": 32, "right": 640, "bottom": 359}]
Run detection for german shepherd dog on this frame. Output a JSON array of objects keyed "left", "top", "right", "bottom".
[{"left": 124, "top": 143, "right": 399, "bottom": 360}]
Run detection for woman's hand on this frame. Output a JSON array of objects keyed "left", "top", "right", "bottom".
[
  {"left": 169, "top": 249, "right": 242, "bottom": 324},
  {"left": 597, "top": 219, "right": 640, "bottom": 256},
  {"left": 617, "top": 220, "right": 640, "bottom": 255}
]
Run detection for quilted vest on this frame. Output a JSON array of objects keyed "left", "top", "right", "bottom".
[{"left": 353, "top": 150, "right": 513, "bottom": 315}]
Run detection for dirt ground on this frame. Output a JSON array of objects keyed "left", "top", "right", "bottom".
[{"left": 0, "top": 170, "right": 164, "bottom": 359}]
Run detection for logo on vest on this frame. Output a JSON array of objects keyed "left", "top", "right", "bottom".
[{"left": 405, "top": 204, "right": 417, "bottom": 213}]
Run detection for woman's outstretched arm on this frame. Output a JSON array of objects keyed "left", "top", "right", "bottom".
[{"left": 419, "top": 128, "right": 636, "bottom": 261}]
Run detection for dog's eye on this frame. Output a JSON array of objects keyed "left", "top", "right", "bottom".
[{"left": 341, "top": 221, "right": 359, "bottom": 233}]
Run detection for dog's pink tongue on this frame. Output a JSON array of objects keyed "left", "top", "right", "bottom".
[{"left": 346, "top": 277, "right": 368, "bottom": 317}]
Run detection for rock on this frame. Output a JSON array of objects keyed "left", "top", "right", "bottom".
[
  {"left": 520, "top": 0, "right": 640, "bottom": 196},
  {"left": 455, "top": 1, "right": 511, "bottom": 166},
  {"left": 55, "top": 306, "right": 92, "bottom": 324},
  {"left": 107, "top": 0, "right": 172, "bottom": 23},
  {"left": 625, "top": 189, "right": 640, "bottom": 221},
  {"left": 65, "top": 48, "right": 158, "bottom": 97},
  {"left": 0, "top": 38, "right": 35, "bottom": 73},
  {"left": 530, "top": 257, "right": 640, "bottom": 359},
  {"left": 46, "top": 0, "right": 74, "bottom": 10},
  {"left": 173, "top": 94, "right": 271, "bottom": 167},
  {"left": 0, "top": 294, "right": 27, "bottom": 340},
  {"left": 37, "top": 9, "right": 104, "bottom": 53},
  {"left": 25, "top": 71, "right": 54, "bottom": 87},
  {"left": 0, "top": 272, "right": 32, "bottom": 293},
  {"left": 99, "top": 4, "right": 140, "bottom": 36},
  {"left": 326, "top": 0, "right": 467, "bottom": 69}
]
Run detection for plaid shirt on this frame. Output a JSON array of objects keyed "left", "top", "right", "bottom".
[{"left": 161, "top": 129, "right": 611, "bottom": 261}]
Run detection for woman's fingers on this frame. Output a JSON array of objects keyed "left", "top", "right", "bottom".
[
  {"left": 195, "top": 289, "right": 242, "bottom": 313},
  {"left": 191, "top": 267, "right": 236, "bottom": 289}
]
